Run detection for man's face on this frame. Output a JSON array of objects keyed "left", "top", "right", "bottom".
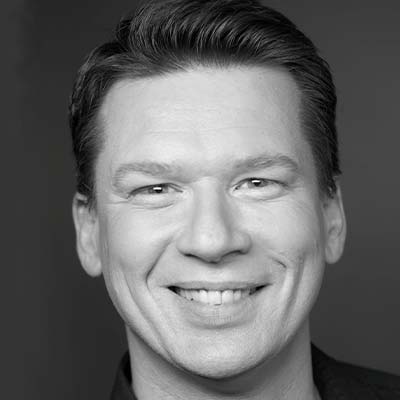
[{"left": 74, "top": 66, "right": 345, "bottom": 378}]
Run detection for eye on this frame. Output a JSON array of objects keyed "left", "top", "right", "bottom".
[
  {"left": 235, "top": 178, "right": 277, "bottom": 190},
  {"left": 233, "top": 178, "right": 285, "bottom": 199},
  {"left": 128, "top": 184, "right": 182, "bottom": 207},
  {"left": 236, "top": 178, "right": 271, "bottom": 189},
  {"left": 134, "top": 184, "right": 172, "bottom": 195}
]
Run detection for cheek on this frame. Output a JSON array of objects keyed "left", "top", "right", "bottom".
[
  {"left": 96, "top": 208, "right": 176, "bottom": 324},
  {"left": 98, "top": 208, "right": 176, "bottom": 280},
  {"left": 258, "top": 199, "right": 326, "bottom": 333},
  {"left": 247, "top": 196, "right": 326, "bottom": 306},
  {"left": 273, "top": 199, "right": 326, "bottom": 310},
  {"left": 265, "top": 198, "right": 325, "bottom": 263}
]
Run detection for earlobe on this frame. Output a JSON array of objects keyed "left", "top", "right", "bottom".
[
  {"left": 72, "top": 193, "right": 102, "bottom": 277},
  {"left": 323, "top": 184, "right": 347, "bottom": 264}
]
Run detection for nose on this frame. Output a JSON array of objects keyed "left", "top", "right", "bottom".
[{"left": 176, "top": 185, "right": 251, "bottom": 263}]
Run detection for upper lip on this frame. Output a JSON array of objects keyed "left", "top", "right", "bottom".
[{"left": 168, "top": 281, "right": 268, "bottom": 291}]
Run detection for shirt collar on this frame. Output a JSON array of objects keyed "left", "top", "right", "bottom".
[
  {"left": 311, "top": 344, "right": 379, "bottom": 400},
  {"left": 109, "top": 352, "right": 136, "bottom": 400}
]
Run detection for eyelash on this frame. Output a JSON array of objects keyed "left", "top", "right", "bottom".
[
  {"left": 234, "top": 178, "right": 281, "bottom": 190},
  {"left": 129, "top": 183, "right": 178, "bottom": 196},
  {"left": 129, "top": 178, "right": 283, "bottom": 196}
]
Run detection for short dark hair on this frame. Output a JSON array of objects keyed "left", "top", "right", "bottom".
[{"left": 69, "top": 0, "right": 340, "bottom": 207}]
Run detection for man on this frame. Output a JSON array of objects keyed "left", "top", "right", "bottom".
[{"left": 69, "top": 0, "right": 400, "bottom": 399}]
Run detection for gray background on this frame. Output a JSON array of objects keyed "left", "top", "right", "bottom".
[{"left": 6, "top": 0, "right": 399, "bottom": 398}]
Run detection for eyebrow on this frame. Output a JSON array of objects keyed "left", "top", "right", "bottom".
[
  {"left": 232, "top": 153, "right": 299, "bottom": 173},
  {"left": 112, "top": 161, "right": 183, "bottom": 188},
  {"left": 111, "top": 153, "right": 299, "bottom": 187}
]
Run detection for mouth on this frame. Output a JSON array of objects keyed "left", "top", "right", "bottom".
[{"left": 169, "top": 286, "right": 265, "bottom": 305}]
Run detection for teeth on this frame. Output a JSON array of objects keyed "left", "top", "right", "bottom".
[
  {"left": 221, "top": 289, "right": 233, "bottom": 303},
  {"left": 176, "top": 288, "right": 255, "bottom": 305},
  {"left": 233, "top": 290, "right": 241, "bottom": 302},
  {"left": 192, "top": 290, "right": 200, "bottom": 302},
  {"left": 199, "top": 289, "right": 208, "bottom": 303}
]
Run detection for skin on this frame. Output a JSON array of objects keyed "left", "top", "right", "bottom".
[{"left": 73, "top": 66, "right": 346, "bottom": 400}]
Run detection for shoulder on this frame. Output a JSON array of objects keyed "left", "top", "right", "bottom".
[
  {"left": 337, "top": 358, "right": 400, "bottom": 399},
  {"left": 312, "top": 344, "right": 400, "bottom": 400}
]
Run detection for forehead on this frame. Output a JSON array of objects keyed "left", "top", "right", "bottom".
[{"left": 97, "top": 66, "right": 310, "bottom": 178}]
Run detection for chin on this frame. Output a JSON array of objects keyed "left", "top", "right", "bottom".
[
  {"left": 172, "top": 342, "right": 271, "bottom": 380},
  {"left": 166, "top": 324, "right": 300, "bottom": 382},
  {"left": 182, "top": 358, "right": 257, "bottom": 380}
]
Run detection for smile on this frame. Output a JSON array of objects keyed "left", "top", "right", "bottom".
[{"left": 170, "top": 286, "right": 264, "bottom": 305}]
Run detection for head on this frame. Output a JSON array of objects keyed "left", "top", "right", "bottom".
[
  {"left": 70, "top": 0, "right": 346, "bottom": 381},
  {"left": 69, "top": 0, "right": 340, "bottom": 208}
]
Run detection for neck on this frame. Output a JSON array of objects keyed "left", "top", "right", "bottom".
[{"left": 127, "top": 321, "right": 318, "bottom": 400}]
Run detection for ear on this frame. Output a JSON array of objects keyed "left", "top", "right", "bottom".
[
  {"left": 72, "top": 193, "right": 102, "bottom": 277},
  {"left": 322, "top": 183, "right": 347, "bottom": 264}
]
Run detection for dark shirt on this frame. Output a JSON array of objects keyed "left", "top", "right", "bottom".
[{"left": 110, "top": 345, "right": 400, "bottom": 399}]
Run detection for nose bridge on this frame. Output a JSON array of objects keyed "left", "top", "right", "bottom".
[
  {"left": 176, "top": 182, "right": 250, "bottom": 262},
  {"left": 193, "top": 186, "right": 231, "bottom": 241}
]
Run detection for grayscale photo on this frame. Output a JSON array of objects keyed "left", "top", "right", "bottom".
[{"left": 6, "top": 0, "right": 400, "bottom": 399}]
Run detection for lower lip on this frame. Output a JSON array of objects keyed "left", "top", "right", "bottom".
[{"left": 169, "top": 286, "right": 268, "bottom": 328}]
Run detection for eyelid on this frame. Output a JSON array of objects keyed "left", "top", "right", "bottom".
[
  {"left": 234, "top": 177, "right": 280, "bottom": 189},
  {"left": 129, "top": 183, "right": 181, "bottom": 196}
]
